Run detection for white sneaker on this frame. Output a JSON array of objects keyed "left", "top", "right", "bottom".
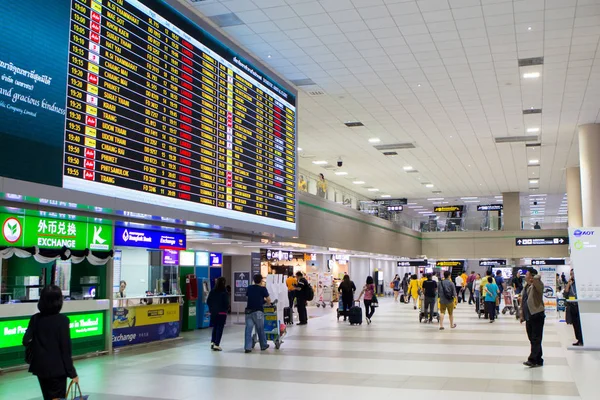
[{"left": 212, "top": 345, "right": 223, "bottom": 351}]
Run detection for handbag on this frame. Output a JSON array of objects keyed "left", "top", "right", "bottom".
[
  {"left": 371, "top": 288, "right": 379, "bottom": 308},
  {"left": 61, "top": 381, "right": 89, "bottom": 400}
]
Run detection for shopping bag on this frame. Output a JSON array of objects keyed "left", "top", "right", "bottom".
[{"left": 61, "top": 381, "right": 89, "bottom": 400}]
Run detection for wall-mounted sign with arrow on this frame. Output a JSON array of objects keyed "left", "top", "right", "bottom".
[
  {"left": 515, "top": 237, "right": 569, "bottom": 246},
  {"left": 234, "top": 272, "right": 250, "bottom": 302}
]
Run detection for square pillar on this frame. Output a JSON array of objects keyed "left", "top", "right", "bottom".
[{"left": 502, "top": 192, "right": 521, "bottom": 231}]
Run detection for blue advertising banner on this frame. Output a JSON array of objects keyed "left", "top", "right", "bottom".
[
  {"left": 210, "top": 252, "right": 223, "bottom": 266},
  {"left": 112, "top": 322, "right": 181, "bottom": 347},
  {"left": 114, "top": 227, "right": 186, "bottom": 249}
]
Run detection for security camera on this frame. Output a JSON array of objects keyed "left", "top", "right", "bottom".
[{"left": 337, "top": 157, "right": 343, "bottom": 167}]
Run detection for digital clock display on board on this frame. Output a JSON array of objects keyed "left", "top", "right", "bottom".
[{"left": 61, "top": 0, "right": 297, "bottom": 230}]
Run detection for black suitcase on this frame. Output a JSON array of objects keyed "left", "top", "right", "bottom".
[
  {"left": 348, "top": 301, "right": 362, "bottom": 325},
  {"left": 284, "top": 306, "right": 293, "bottom": 325},
  {"left": 400, "top": 294, "right": 406, "bottom": 303}
]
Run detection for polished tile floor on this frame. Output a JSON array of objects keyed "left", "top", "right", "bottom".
[{"left": 1, "top": 298, "right": 598, "bottom": 400}]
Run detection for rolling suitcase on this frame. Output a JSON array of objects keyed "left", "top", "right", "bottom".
[
  {"left": 284, "top": 306, "right": 293, "bottom": 325},
  {"left": 348, "top": 301, "right": 362, "bottom": 325}
]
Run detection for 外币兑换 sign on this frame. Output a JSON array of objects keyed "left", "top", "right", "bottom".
[
  {"left": 0, "top": 213, "right": 112, "bottom": 250},
  {"left": 515, "top": 237, "right": 568, "bottom": 246},
  {"left": 0, "top": 312, "right": 104, "bottom": 349},
  {"left": 114, "top": 226, "right": 186, "bottom": 249},
  {"left": 477, "top": 204, "right": 503, "bottom": 211},
  {"left": 234, "top": 272, "right": 250, "bottom": 302}
]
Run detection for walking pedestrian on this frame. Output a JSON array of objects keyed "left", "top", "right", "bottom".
[
  {"left": 22, "top": 285, "right": 79, "bottom": 400},
  {"left": 483, "top": 277, "right": 499, "bottom": 323},
  {"left": 207, "top": 277, "right": 229, "bottom": 351},
  {"left": 455, "top": 273, "right": 464, "bottom": 303},
  {"left": 401, "top": 273, "right": 410, "bottom": 303},
  {"left": 244, "top": 274, "right": 271, "bottom": 353},
  {"left": 286, "top": 271, "right": 297, "bottom": 309},
  {"left": 564, "top": 269, "right": 583, "bottom": 346},
  {"left": 512, "top": 270, "right": 523, "bottom": 295},
  {"left": 495, "top": 270, "right": 505, "bottom": 313},
  {"left": 474, "top": 273, "right": 482, "bottom": 314},
  {"left": 358, "top": 276, "right": 376, "bottom": 324},
  {"left": 467, "top": 271, "right": 476, "bottom": 304},
  {"left": 421, "top": 274, "right": 438, "bottom": 323},
  {"left": 521, "top": 268, "right": 545, "bottom": 367},
  {"left": 392, "top": 274, "right": 401, "bottom": 302},
  {"left": 295, "top": 271, "right": 310, "bottom": 325},
  {"left": 460, "top": 270, "right": 468, "bottom": 303},
  {"left": 407, "top": 274, "right": 420, "bottom": 309},
  {"left": 439, "top": 271, "right": 457, "bottom": 330},
  {"left": 338, "top": 274, "right": 356, "bottom": 322}
]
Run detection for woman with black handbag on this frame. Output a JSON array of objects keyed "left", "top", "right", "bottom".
[{"left": 23, "top": 285, "right": 79, "bottom": 400}]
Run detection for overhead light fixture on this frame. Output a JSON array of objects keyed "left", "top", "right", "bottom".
[
  {"left": 528, "top": 159, "right": 540, "bottom": 165},
  {"left": 368, "top": 188, "right": 380, "bottom": 192},
  {"left": 312, "top": 160, "right": 328, "bottom": 165},
  {"left": 529, "top": 179, "right": 539, "bottom": 184},
  {"left": 527, "top": 127, "right": 540, "bottom": 133},
  {"left": 334, "top": 171, "right": 348, "bottom": 176},
  {"left": 461, "top": 197, "right": 478, "bottom": 200},
  {"left": 408, "top": 206, "right": 423, "bottom": 209},
  {"left": 297, "top": 147, "right": 303, "bottom": 151},
  {"left": 427, "top": 198, "right": 444, "bottom": 201},
  {"left": 380, "top": 194, "right": 391, "bottom": 198},
  {"left": 523, "top": 72, "right": 541, "bottom": 79},
  {"left": 425, "top": 184, "right": 434, "bottom": 188},
  {"left": 495, "top": 195, "right": 503, "bottom": 199},
  {"left": 464, "top": 200, "right": 480, "bottom": 203},
  {"left": 406, "top": 202, "right": 417, "bottom": 205},
  {"left": 353, "top": 181, "right": 365, "bottom": 184},
  {"left": 403, "top": 166, "right": 413, "bottom": 171},
  {"left": 368, "top": 138, "right": 381, "bottom": 143},
  {"left": 528, "top": 26, "right": 532, "bottom": 31}
]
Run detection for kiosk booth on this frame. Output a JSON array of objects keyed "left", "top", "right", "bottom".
[{"left": 0, "top": 210, "right": 113, "bottom": 368}]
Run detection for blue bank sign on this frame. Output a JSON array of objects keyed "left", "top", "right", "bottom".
[{"left": 114, "top": 227, "right": 186, "bottom": 250}]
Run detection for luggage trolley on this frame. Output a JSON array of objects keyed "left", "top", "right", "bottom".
[
  {"left": 501, "top": 287, "right": 517, "bottom": 316},
  {"left": 317, "top": 285, "right": 335, "bottom": 308},
  {"left": 253, "top": 301, "right": 285, "bottom": 350}
]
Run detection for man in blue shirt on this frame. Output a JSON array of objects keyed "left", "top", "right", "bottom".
[
  {"left": 244, "top": 274, "right": 271, "bottom": 353},
  {"left": 484, "top": 277, "right": 499, "bottom": 323},
  {"left": 495, "top": 270, "right": 505, "bottom": 313}
]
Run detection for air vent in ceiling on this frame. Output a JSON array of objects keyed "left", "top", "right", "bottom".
[
  {"left": 298, "top": 153, "right": 316, "bottom": 159},
  {"left": 307, "top": 90, "right": 325, "bottom": 96},
  {"left": 406, "top": 169, "right": 419, "bottom": 173},
  {"left": 383, "top": 151, "right": 398, "bottom": 156},
  {"left": 291, "top": 78, "right": 316, "bottom": 86},
  {"left": 374, "top": 143, "right": 416, "bottom": 151},
  {"left": 523, "top": 108, "right": 542, "bottom": 115},
  {"left": 518, "top": 57, "right": 544, "bottom": 67},
  {"left": 526, "top": 143, "right": 541, "bottom": 148},
  {"left": 432, "top": 191, "right": 442, "bottom": 194},
  {"left": 344, "top": 121, "right": 364, "bottom": 127},
  {"left": 494, "top": 135, "right": 539, "bottom": 143},
  {"left": 209, "top": 13, "right": 243, "bottom": 27},
  {"left": 322, "top": 165, "right": 337, "bottom": 170}
]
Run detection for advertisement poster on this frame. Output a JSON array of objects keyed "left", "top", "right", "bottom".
[
  {"left": 251, "top": 252, "right": 261, "bottom": 279},
  {"left": 114, "top": 227, "right": 186, "bottom": 250},
  {"left": 234, "top": 272, "right": 250, "bottom": 303},
  {"left": 539, "top": 265, "right": 557, "bottom": 313},
  {"left": 112, "top": 303, "right": 181, "bottom": 347},
  {"left": 112, "top": 322, "right": 181, "bottom": 347}
]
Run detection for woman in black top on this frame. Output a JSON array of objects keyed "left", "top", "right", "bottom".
[
  {"left": 207, "top": 277, "right": 230, "bottom": 351},
  {"left": 338, "top": 275, "right": 356, "bottom": 322},
  {"left": 23, "top": 285, "right": 78, "bottom": 400}
]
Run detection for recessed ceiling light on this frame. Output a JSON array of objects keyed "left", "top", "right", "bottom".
[
  {"left": 368, "top": 138, "right": 381, "bottom": 143},
  {"left": 297, "top": 147, "right": 303, "bottom": 151},
  {"left": 527, "top": 127, "right": 540, "bottom": 133},
  {"left": 334, "top": 172, "right": 348, "bottom": 176},
  {"left": 529, "top": 179, "right": 539, "bottom": 184},
  {"left": 353, "top": 181, "right": 365, "bottom": 184},
  {"left": 461, "top": 197, "right": 478, "bottom": 200},
  {"left": 528, "top": 26, "right": 532, "bottom": 31},
  {"left": 368, "top": 188, "right": 380, "bottom": 192},
  {"left": 312, "top": 160, "right": 328, "bottom": 165},
  {"left": 464, "top": 200, "right": 481, "bottom": 203},
  {"left": 425, "top": 184, "right": 434, "bottom": 188},
  {"left": 403, "top": 166, "right": 413, "bottom": 171},
  {"left": 267, "top": 54, "right": 272, "bottom": 58},
  {"left": 417, "top": 84, "right": 421, "bottom": 87},
  {"left": 380, "top": 194, "right": 391, "bottom": 198},
  {"left": 529, "top": 159, "right": 540, "bottom": 165},
  {"left": 523, "top": 72, "right": 540, "bottom": 79},
  {"left": 427, "top": 198, "right": 444, "bottom": 201}
]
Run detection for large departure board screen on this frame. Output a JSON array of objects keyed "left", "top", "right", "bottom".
[{"left": 61, "top": 0, "right": 297, "bottom": 230}]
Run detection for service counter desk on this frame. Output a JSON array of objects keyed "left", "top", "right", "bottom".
[
  {"left": 112, "top": 295, "right": 183, "bottom": 348},
  {"left": 0, "top": 300, "right": 110, "bottom": 369}
]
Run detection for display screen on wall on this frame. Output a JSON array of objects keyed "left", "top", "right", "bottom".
[
  {"left": 0, "top": 0, "right": 297, "bottom": 232},
  {"left": 195, "top": 251, "right": 209, "bottom": 266}
]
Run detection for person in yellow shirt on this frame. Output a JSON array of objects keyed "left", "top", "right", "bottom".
[
  {"left": 286, "top": 271, "right": 297, "bottom": 308},
  {"left": 407, "top": 274, "right": 420, "bottom": 310},
  {"left": 460, "top": 271, "right": 468, "bottom": 303}
]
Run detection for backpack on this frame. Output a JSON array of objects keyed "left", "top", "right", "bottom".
[
  {"left": 304, "top": 281, "right": 314, "bottom": 301},
  {"left": 441, "top": 281, "right": 454, "bottom": 301}
]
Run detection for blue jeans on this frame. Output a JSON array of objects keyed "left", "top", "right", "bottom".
[{"left": 245, "top": 311, "right": 267, "bottom": 351}]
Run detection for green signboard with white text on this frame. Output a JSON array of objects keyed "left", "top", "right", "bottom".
[
  {"left": 0, "top": 312, "right": 104, "bottom": 349},
  {"left": 0, "top": 213, "right": 112, "bottom": 250}
]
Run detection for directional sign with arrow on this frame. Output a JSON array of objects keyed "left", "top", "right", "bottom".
[
  {"left": 234, "top": 272, "right": 250, "bottom": 302},
  {"left": 515, "top": 237, "right": 569, "bottom": 246}
]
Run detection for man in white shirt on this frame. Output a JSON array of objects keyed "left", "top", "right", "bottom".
[{"left": 455, "top": 274, "right": 464, "bottom": 303}]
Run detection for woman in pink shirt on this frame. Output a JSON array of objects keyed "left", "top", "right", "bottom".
[{"left": 358, "top": 276, "right": 376, "bottom": 324}]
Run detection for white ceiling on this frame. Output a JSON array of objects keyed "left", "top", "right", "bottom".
[{"left": 187, "top": 0, "right": 600, "bottom": 199}]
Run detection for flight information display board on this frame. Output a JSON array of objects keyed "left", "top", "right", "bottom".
[{"left": 62, "top": 0, "right": 297, "bottom": 230}]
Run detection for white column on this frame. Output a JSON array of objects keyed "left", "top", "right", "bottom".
[
  {"left": 502, "top": 192, "right": 521, "bottom": 230},
  {"left": 566, "top": 167, "right": 583, "bottom": 227},
  {"left": 578, "top": 124, "right": 600, "bottom": 227}
]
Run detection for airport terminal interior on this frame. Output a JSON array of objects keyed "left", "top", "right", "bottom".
[{"left": 1, "top": 0, "right": 600, "bottom": 399}]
